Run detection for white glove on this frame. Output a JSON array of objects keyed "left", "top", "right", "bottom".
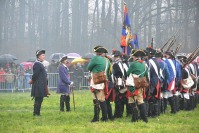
[{"left": 70, "top": 81, "right": 74, "bottom": 86}]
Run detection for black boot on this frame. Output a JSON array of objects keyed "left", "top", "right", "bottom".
[
  {"left": 91, "top": 100, "right": 100, "bottom": 122},
  {"left": 163, "top": 98, "right": 167, "bottom": 111},
  {"left": 144, "top": 100, "right": 149, "bottom": 117},
  {"left": 131, "top": 103, "right": 138, "bottom": 122},
  {"left": 138, "top": 103, "right": 148, "bottom": 123},
  {"left": 33, "top": 97, "right": 43, "bottom": 116},
  {"left": 100, "top": 101, "right": 108, "bottom": 122},
  {"left": 65, "top": 95, "right": 70, "bottom": 112},
  {"left": 60, "top": 95, "right": 65, "bottom": 112},
  {"left": 148, "top": 102, "right": 154, "bottom": 118},
  {"left": 160, "top": 99, "right": 165, "bottom": 113},
  {"left": 168, "top": 97, "right": 176, "bottom": 114},
  {"left": 106, "top": 100, "right": 114, "bottom": 120},
  {"left": 33, "top": 102, "right": 39, "bottom": 116},
  {"left": 153, "top": 102, "right": 159, "bottom": 117},
  {"left": 126, "top": 103, "right": 133, "bottom": 117}
]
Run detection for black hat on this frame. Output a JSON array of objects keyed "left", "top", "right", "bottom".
[
  {"left": 93, "top": 46, "right": 108, "bottom": 53},
  {"left": 131, "top": 49, "right": 146, "bottom": 57},
  {"left": 155, "top": 51, "right": 163, "bottom": 57},
  {"left": 146, "top": 47, "right": 156, "bottom": 55},
  {"left": 36, "top": 49, "right": 45, "bottom": 57},
  {"left": 112, "top": 50, "right": 121, "bottom": 57},
  {"left": 60, "top": 55, "right": 68, "bottom": 63},
  {"left": 165, "top": 51, "right": 174, "bottom": 58}
]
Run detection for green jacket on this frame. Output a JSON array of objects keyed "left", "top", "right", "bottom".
[
  {"left": 126, "top": 60, "right": 148, "bottom": 93},
  {"left": 127, "top": 61, "right": 148, "bottom": 77},
  {"left": 87, "top": 56, "right": 110, "bottom": 78}
]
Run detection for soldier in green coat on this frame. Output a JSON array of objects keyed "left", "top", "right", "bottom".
[
  {"left": 126, "top": 49, "right": 148, "bottom": 123},
  {"left": 87, "top": 46, "right": 110, "bottom": 122}
]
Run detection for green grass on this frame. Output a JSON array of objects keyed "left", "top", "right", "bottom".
[{"left": 0, "top": 90, "right": 199, "bottom": 133}]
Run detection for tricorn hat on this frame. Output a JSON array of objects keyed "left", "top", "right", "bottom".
[
  {"left": 93, "top": 46, "right": 108, "bottom": 53},
  {"left": 36, "top": 49, "right": 45, "bottom": 57},
  {"left": 165, "top": 51, "right": 174, "bottom": 58},
  {"left": 145, "top": 47, "right": 156, "bottom": 55},
  {"left": 155, "top": 51, "right": 163, "bottom": 57},
  {"left": 131, "top": 49, "right": 146, "bottom": 57},
  {"left": 60, "top": 55, "right": 68, "bottom": 63},
  {"left": 112, "top": 50, "right": 121, "bottom": 57}
]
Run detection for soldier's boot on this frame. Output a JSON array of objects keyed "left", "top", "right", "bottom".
[
  {"left": 106, "top": 101, "right": 114, "bottom": 121},
  {"left": 145, "top": 101, "right": 149, "bottom": 117},
  {"left": 100, "top": 101, "right": 108, "bottom": 122},
  {"left": 131, "top": 103, "right": 139, "bottom": 122},
  {"left": 91, "top": 100, "right": 100, "bottom": 122},
  {"left": 148, "top": 102, "right": 154, "bottom": 118},
  {"left": 138, "top": 103, "right": 148, "bottom": 123},
  {"left": 174, "top": 96, "right": 179, "bottom": 112},
  {"left": 65, "top": 95, "right": 70, "bottom": 112},
  {"left": 60, "top": 95, "right": 65, "bottom": 112},
  {"left": 153, "top": 102, "right": 159, "bottom": 117},
  {"left": 163, "top": 98, "right": 167, "bottom": 111},
  {"left": 113, "top": 100, "right": 122, "bottom": 118},
  {"left": 180, "top": 97, "right": 184, "bottom": 110},
  {"left": 126, "top": 103, "right": 133, "bottom": 117},
  {"left": 168, "top": 97, "right": 176, "bottom": 114},
  {"left": 160, "top": 99, "right": 165, "bottom": 113}
]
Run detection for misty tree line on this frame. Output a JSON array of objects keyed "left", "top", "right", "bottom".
[{"left": 0, "top": 0, "right": 198, "bottom": 62}]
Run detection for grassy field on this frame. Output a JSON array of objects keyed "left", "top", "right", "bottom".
[{"left": 0, "top": 90, "right": 199, "bottom": 133}]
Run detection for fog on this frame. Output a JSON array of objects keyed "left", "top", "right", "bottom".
[{"left": 0, "top": 0, "right": 198, "bottom": 63}]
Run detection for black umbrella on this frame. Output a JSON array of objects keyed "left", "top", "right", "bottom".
[
  {"left": 0, "top": 57, "right": 15, "bottom": 64},
  {"left": 0, "top": 54, "right": 17, "bottom": 60},
  {"left": 49, "top": 53, "right": 65, "bottom": 62},
  {"left": 82, "top": 53, "right": 95, "bottom": 59}
]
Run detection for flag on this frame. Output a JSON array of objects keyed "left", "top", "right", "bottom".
[{"left": 120, "top": 4, "right": 135, "bottom": 55}]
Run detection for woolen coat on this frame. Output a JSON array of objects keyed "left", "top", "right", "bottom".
[
  {"left": 31, "top": 60, "right": 47, "bottom": 98},
  {"left": 57, "top": 64, "right": 71, "bottom": 94}
]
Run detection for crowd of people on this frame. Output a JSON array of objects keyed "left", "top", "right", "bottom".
[{"left": 0, "top": 63, "right": 32, "bottom": 90}]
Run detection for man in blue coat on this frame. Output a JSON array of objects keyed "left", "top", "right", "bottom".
[{"left": 57, "top": 55, "right": 73, "bottom": 112}]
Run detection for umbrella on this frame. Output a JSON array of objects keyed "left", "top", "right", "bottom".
[
  {"left": 71, "top": 58, "right": 87, "bottom": 64},
  {"left": 20, "top": 62, "right": 33, "bottom": 70},
  {"left": 49, "top": 53, "right": 65, "bottom": 62},
  {"left": 0, "top": 54, "right": 17, "bottom": 60},
  {"left": 82, "top": 53, "right": 95, "bottom": 59},
  {"left": 0, "top": 57, "right": 15, "bottom": 64},
  {"left": 66, "top": 53, "right": 81, "bottom": 59},
  {"left": 27, "top": 57, "right": 37, "bottom": 62}
]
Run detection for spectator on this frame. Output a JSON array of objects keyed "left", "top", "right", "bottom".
[
  {"left": 5, "top": 69, "right": 14, "bottom": 90},
  {"left": 0, "top": 67, "right": 6, "bottom": 89}
]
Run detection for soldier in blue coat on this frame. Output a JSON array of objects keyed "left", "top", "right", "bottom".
[
  {"left": 57, "top": 55, "right": 73, "bottom": 112},
  {"left": 29, "top": 50, "right": 47, "bottom": 116}
]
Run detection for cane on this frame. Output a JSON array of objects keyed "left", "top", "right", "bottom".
[{"left": 70, "top": 86, "right": 76, "bottom": 111}]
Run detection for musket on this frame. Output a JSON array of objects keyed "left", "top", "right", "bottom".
[
  {"left": 184, "top": 46, "right": 199, "bottom": 67},
  {"left": 151, "top": 38, "right": 153, "bottom": 48},
  {"left": 161, "top": 25, "right": 182, "bottom": 52},
  {"left": 187, "top": 49, "right": 199, "bottom": 64},
  {"left": 70, "top": 86, "right": 76, "bottom": 111},
  {"left": 165, "top": 38, "right": 176, "bottom": 52},
  {"left": 186, "top": 46, "right": 199, "bottom": 63},
  {"left": 173, "top": 44, "right": 182, "bottom": 56},
  {"left": 161, "top": 36, "right": 174, "bottom": 52}
]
